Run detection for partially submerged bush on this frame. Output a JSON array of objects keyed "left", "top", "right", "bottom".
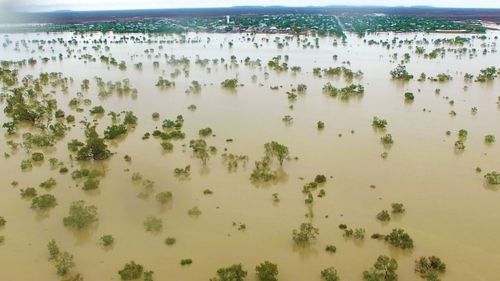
[
  {"left": 144, "top": 216, "right": 162, "bottom": 232},
  {"left": 210, "top": 264, "right": 247, "bottom": 281},
  {"left": 363, "top": 255, "right": 398, "bottom": 281},
  {"left": 321, "top": 267, "right": 340, "bottom": 281},
  {"left": 264, "top": 141, "right": 289, "bottom": 166},
  {"left": 415, "top": 256, "right": 446, "bottom": 280},
  {"left": 32, "top": 152, "right": 45, "bottom": 161},
  {"left": 380, "top": 134, "right": 394, "bottom": 145},
  {"left": 454, "top": 140, "right": 465, "bottom": 151},
  {"left": 164, "top": 237, "right": 176, "bottom": 246},
  {"left": 372, "top": 117, "right": 388, "bottom": 129},
  {"left": 391, "top": 203, "right": 405, "bottom": 214},
  {"left": 485, "top": 134, "right": 496, "bottom": 144},
  {"left": 199, "top": 127, "right": 213, "bottom": 137},
  {"left": 174, "top": 165, "right": 191, "bottom": 179},
  {"left": 189, "top": 139, "right": 210, "bottom": 165},
  {"left": 47, "top": 240, "right": 75, "bottom": 276},
  {"left": 155, "top": 191, "right": 173, "bottom": 205},
  {"left": 118, "top": 261, "right": 143, "bottom": 280},
  {"left": 376, "top": 210, "right": 391, "bottom": 222},
  {"left": 63, "top": 201, "right": 98, "bottom": 230},
  {"left": 39, "top": 178, "right": 56, "bottom": 189},
  {"left": 100, "top": 235, "right": 114, "bottom": 246},
  {"left": 250, "top": 157, "right": 277, "bottom": 183},
  {"left": 390, "top": 64, "right": 413, "bottom": 80},
  {"left": 343, "top": 228, "right": 365, "bottom": 240},
  {"left": 323, "top": 82, "right": 364, "bottom": 100},
  {"left": 292, "top": 222, "right": 319, "bottom": 246},
  {"left": 161, "top": 141, "right": 173, "bottom": 151},
  {"left": 104, "top": 124, "right": 127, "bottom": 139},
  {"left": 55, "top": 251, "right": 74, "bottom": 276},
  {"left": 256, "top": 261, "right": 278, "bottom": 281},
  {"left": 314, "top": 174, "right": 327, "bottom": 184},
  {"left": 31, "top": 194, "right": 57, "bottom": 210},
  {"left": 83, "top": 177, "right": 100, "bottom": 190},
  {"left": 221, "top": 78, "right": 239, "bottom": 89},
  {"left": 75, "top": 126, "right": 111, "bottom": 161},
  {"left": 325, "top": 245, "right": 337, "bottom": 254},
  {"left": 384, "top": 228, "right": 414, "bottom": 249},
  {"left": 484, "top": 171, "right": 500, "bottom": 185},
  {"left": 188, "top": 206, "right": 202, "bottom": 217},
  {"left": 20, "top": 159, "right": 32, "bottom": 171},
  {"left": 458, "top": 129, "right": 468, "bottom": 140},
  {"left": 89, "top": 105, "right": 105, "bottom": 115},
  {"left": 404, "top": 92, "right": 415, "bottom": 101},
  {"left": 21, "top": 187, "right": 37, "bottom": 199}
]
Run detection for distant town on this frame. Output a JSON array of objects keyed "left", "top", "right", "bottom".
[{"left": 1, "top": 6, "right": 499, "bottom": 35}]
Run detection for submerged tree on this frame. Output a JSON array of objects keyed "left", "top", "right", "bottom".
[
  {"left": 292, "top": 222, "right": 319, "bottom": 246},
  {"left": 76, "top": 125, "right": 111, "bottom": 161},
  {"left": 221, "top": 78, "right": 239, "bottom": 89},
  {"left": 199, "top": 127, "right": 213, "bottom": 137},
  {"left": 210, "top": 264, "right": 247, "bottom": 281},
  {"left": 414, "top": 256, "right": 446, "bottom": 280},
  {"left": 404, "top": 92, "right": 415, "bottom": 101},
  {"left": 143, "top": 216, "right": 162, "bottom": 232},
  {"left": 55, "top": 252, "right": 75, "bottom": 276},
  {"left": 485, "top": 134, "right": 495, "bottom": 144},
  {"left": 321, "top": 267, "right": 340, "bottom": 281},
  {"left": 256, "top": 261, "right": 279, "bottom": 281},
  {"left": 31, "top": 194, "right": 57, "bottom": 210},
  {"left": 250, "top": 156, "right": 278, "bottom": 183},
  {"left": 484, "top": 171, "right": 500, "bottom": 185},
  {"left": 264, "top": 141, "right": 290, "bottom": 166},
  {"left": 100, "top": 235, "right": 114, "bottom": 247},
  {"left": 155, "top": 191, "right": 173, "bottom": 205},
  {"left": 384, "top": 228, "right": 414, "bottom": 249},
  {"left": 363, "top": 255, "right": 398, "bottom": 281},
  {"left": 391, "top": 203, "right": 405, "bottom": 214},
  {"left": 189, "top": 139, "right": 210, "bottom": 165},
  {"left": 372, "top": 117, "right": 388, "bottom": 129},
  {"left": 376, "top": 210, "right": 391, "bottom": 222},
  {"left": 390, "top": 64, "right": 413, "bottom": 80},
  {"left": 47, "top": 240, "right": 75, "bottom": 276},
  {"left": 118, "top": 261, "right": 143, "bottom": 280},
  {"left": 63, "top": 201, "right": 98, "bottom": 230}
]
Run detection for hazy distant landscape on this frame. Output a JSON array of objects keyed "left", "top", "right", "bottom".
[{"left": 3, "top": 6, "right": 500, "bottom": 24}]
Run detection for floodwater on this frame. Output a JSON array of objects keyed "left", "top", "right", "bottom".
[{"left": 0, "top": 30, "right": 499, "bottom": 281}]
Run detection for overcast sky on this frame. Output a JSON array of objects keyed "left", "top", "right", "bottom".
[{"left": 2, "top": 0, "right": 500, "bottom": 12}]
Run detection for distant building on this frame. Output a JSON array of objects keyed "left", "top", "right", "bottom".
[{"left": 226, "top": 15, "right": 230, "bottom": 24}]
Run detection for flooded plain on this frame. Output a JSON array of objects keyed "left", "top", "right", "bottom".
[{"left": 0, "top": 31, "right": 500, "bottom": 280}]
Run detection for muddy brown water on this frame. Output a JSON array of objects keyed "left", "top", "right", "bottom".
[{"left": 0, "top": 31, "right": 499, "bottom": 280}]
